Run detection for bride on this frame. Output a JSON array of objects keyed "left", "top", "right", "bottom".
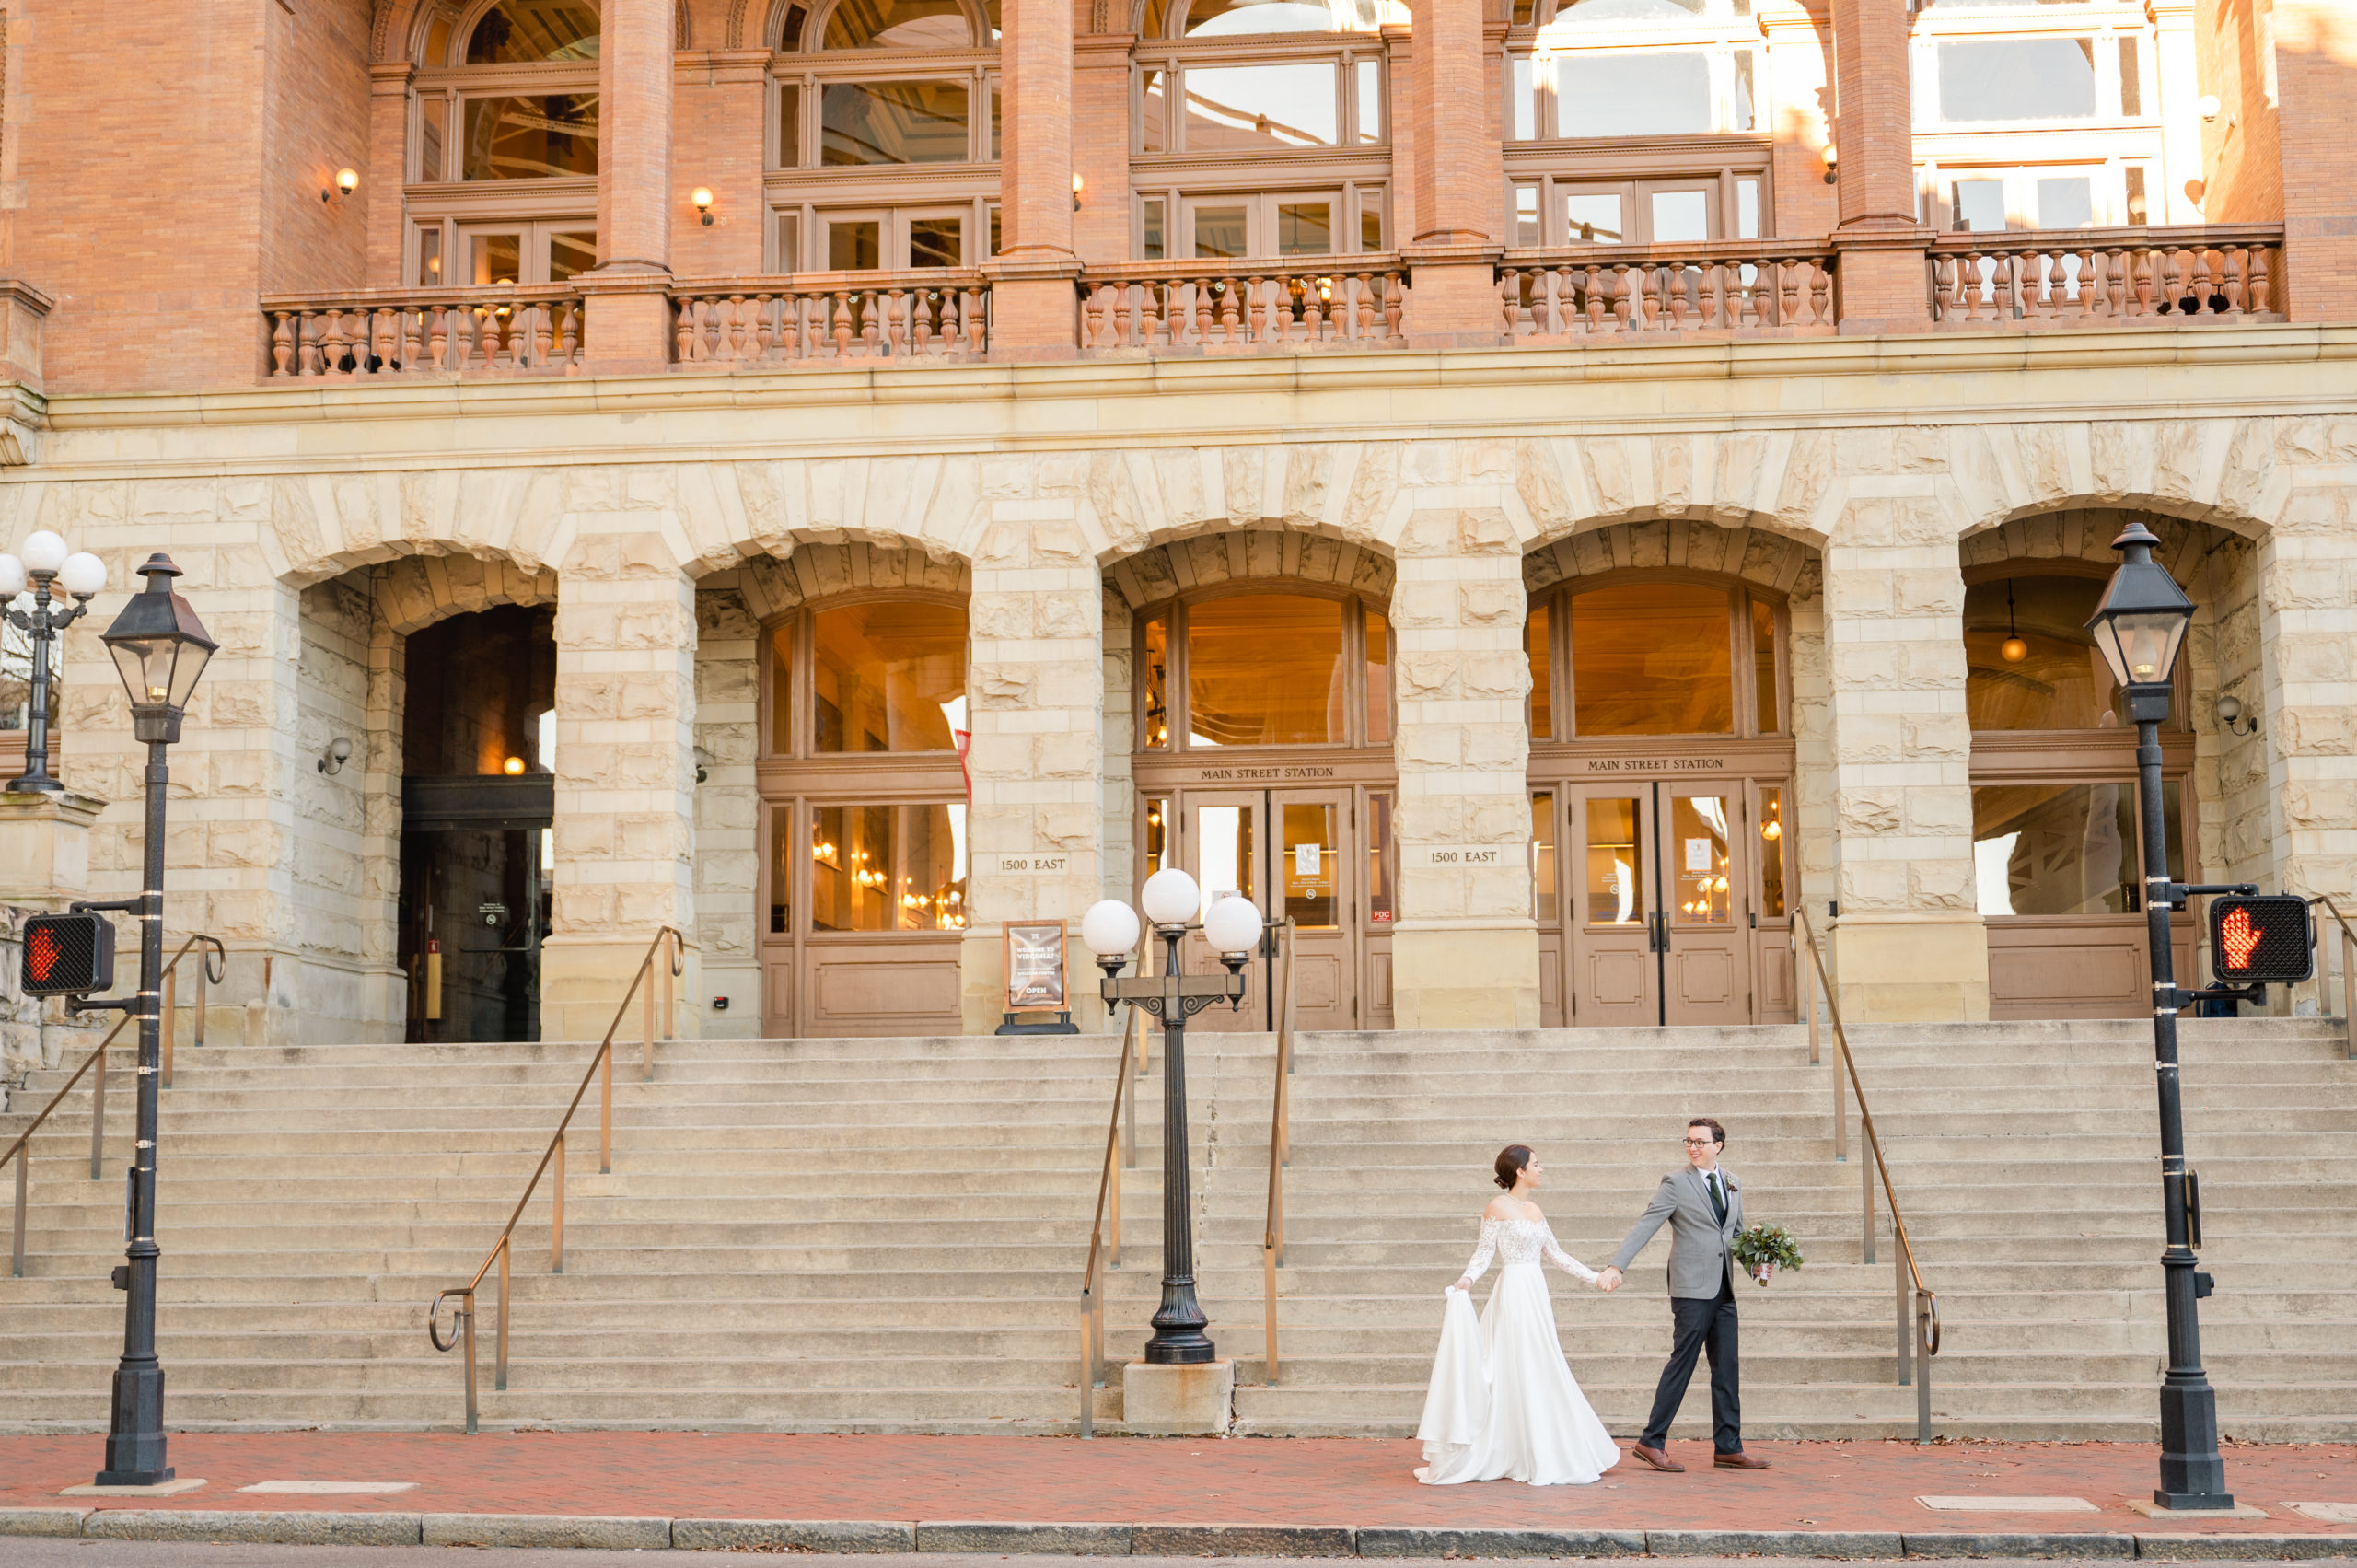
[{"left": 1415, "top": 1144, "right": 1622, "bottom": 1486}]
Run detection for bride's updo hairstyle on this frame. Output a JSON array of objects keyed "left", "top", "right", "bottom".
[{"left": 1493, "top": 1144, "right": 1535, "bottom": 1191}]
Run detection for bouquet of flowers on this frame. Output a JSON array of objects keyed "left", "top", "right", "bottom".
[{"left": 1731, "top": 1223, "right": 1804, "bottom": 1286}]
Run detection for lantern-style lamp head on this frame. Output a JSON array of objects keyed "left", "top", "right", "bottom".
[
  {"left": 2086, "top": 522, "right": 2193, "bottom": 724},
  {"left": 1140, "top": 866, "right": 1201, "bottom": 930},
  {"left": 100, "top": 554, "right": 216, "bottom": 744},
  {"left": 1203, "top": 894, "right": 1263, "bottom": 964}
]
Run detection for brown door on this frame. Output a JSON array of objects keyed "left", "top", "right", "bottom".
[
  {"left": 1660, "top": 784, "right": 1751, "bottom": 1025},
  {"left": 1533, "top": 789, "right": 1565, "bottom": 1028},
  {"left": 1180, "top": 791, "right": 1272, "bottom": 1033},
  {"left": 1568, "top": 785, "right": 1658, "bottom": 1027},
  {"left": 1273, "top": 790, "right": 1355, "bottom": 1031}
]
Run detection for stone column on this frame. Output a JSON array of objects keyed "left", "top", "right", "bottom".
[
  {"left": 2272, "top": 0, "right": 2357, "bottom": 321},
  {"left": 1399, "top": 0, "right": 1502, "bottom": 344},
  {"left": 542, "top": 534, "right": 699, "bottom": 1040},
  {"left": 1828, "top": 0, "right": 1930, "bottom": 332},
  {"left": 2251, "top": 517, "right": 2357, "bottom": 987},
  {"left": 1819, "top": 520, "right": 1987, "bottom": 1021},
  {"left": 366, "top": 64, "right": 415, "bottom": 288},
  {"left": 582, "top": 0, "right": 677, "bottom": 372},
  {"left": 986, "top": 0, "right": 1083, "bottom": 357},
  {"left": 958, "top": 496, "right": 1105, "bottom": 1031},
  {"left": 1387, "top": 503, "right": 1538, "bottom": 1029}
]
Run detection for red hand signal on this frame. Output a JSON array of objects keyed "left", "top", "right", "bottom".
[
  {"left": 27, "top": 925, "right": 60, "bottom": 983},
  {"left": 2220, "top": 905, "right": 2262, "bottom": 970}
]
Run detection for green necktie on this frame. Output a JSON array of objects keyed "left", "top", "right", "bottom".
[{"left": 1707, "top": 1173, "right": 1726, "bottom": 1225}]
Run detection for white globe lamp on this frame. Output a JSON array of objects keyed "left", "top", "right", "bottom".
[
  {"left": 1140, "top": 866, "right": 1201, "bottom": 929},
  {"left": 17, "top": 529, "right": 68, "bottom": 576},
  {"left": 0, "top": 553, "right": 23, "bottom": 598},
  {"left": 1203, "top": 894, "right": 1264, "bottom": 960},
  {"left": 58, "top": 552, "right": 107, "bottom": 598},
  {"left": 1081, "top": 898, "right": 1142, "bottom": 963}
]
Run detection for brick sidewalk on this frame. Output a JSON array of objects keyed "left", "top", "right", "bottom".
[{"left": 0, "top": 1434, "right": 2351, "bottom": 1540}]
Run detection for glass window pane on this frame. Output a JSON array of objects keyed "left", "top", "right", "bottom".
[
  {"left": 1186, "top": 0, "right": 1340, "bottom": 34},
  {"left": 992, "top": 86, "right": 1002, "bottom": 157},
  {"left": 419, "top": 95, "right": 447, "bottom": 180},
  {"left": 2032, "top": 176, "right": 2095, "bottom": 230},
  {"left": 462, "top": 94, "right": 599, "bottom": 180},
  {"left": 821, "top": 80, "right": 970, "bottom": 165},
  {"left": 1511, "top": 55, "right": 1536, "bottom": 140},
  {"left": 1515, "top": 185, "right": 1540, "bottom": 247},
  {"left": 770, "top": 805, "right": 793, "bottom": 934},
  {"left": 779, "top": 82, "right": 803, "bottom": 166},
  {"left": 1360, "top": 203, "right": 1382, "bottom": 250},
  {"left": 811, "top": 599, "right": 969, "bottom": 752},
  {"left": 1671, "top": 795, "right": 1733, "bottom": 925},
  {"left": 909, "top": 215, "right": 963, "bottom": 267},
  {"left": 776, "top": 210, "right": 804, "bottom": 270},
  {"left": 1192, "top": 203, "right": 1248, "bottom": 259},
  {"left": 1356, "top": 59, "right": 1381, "bottom": 142},
  {"left": 1973, "top": 782, "right": 2145, "bottom": 917},
  {"left": 471, "top": 232, "right": 524, "bottom": 285},
  {"left": 1183, "top": 63, "right": 1339, "bottom": 151},
  {"left": 1935, "top": 38, "right": 2097, "bottom": 123},
  {"left": 1965, "top": 575, "right": 2134, "bottom": 731},
  {"left": 1141, "top": 196, "right": 1167, "bottom": 260},
  {"left": 1569, "top": 581, "right": 1733, "bottom": 736},
  {"left": 1585, "top": 796, "right": 1642, "bottom": 926},
  {"left": 2118, "top": 36, "right": 2142, "bottom": 115},
  {"left": 1364, "top": 608, "right": 1390, "bottom": 744},
  {"left": 415, "top": 226, "right": 444, "bottom": 286},
  {"left": 1751, "top": 598, "right": 1778, "bottom": 734},
  {"left": 1276, "top": 201, "right": 1331, "bottom": 254},
  {"left": 769, "top": 621, "right": 794, "bottom": 753},
  {"left": 1651, "top": 189, "right": 1711, "bottom": 242},
  {"left": 1736, "top": 178, "right": 1759, "bottom": 239},
  {"left": 1950, "top": 178, "right": 2007, "bottom": 233},
  {"left": 1758, "top": 785, "right": 1787, "bottom": 920},
  {"left": 1144, "top": 795, "right": 1172, "bottom": 878},
  {"left": 1367, "top": 791, "right": 1394, "bottom": 925},
  {"left": 1527, "top": 600, "right": 1552, "bottom": 738},
  {"left": 894, "top": 803, "right": 968, "bottom": 930},
  {"left": 1143, "top": 612, "right": 1171, "bottom": 749},
  {"left": 467, "top": 1, "right": 599, "bottom": 63},
  {"left": 989, "top": 204, "right": 1002, "bottom": 254},
  {"left": 1193, "top": 804, "right": 1257, "bottom": 916},
  {"left": 1143, "top": 67, "right": 1169, "bottom": 152},
  {"left": 779, "top": 2, "right": 809, "bottom": 48},
  {"left": 1555, "top": 52, "right": 1711, "bottom": 136},
  {"left": 1563, "top": 192, "right": 1623, "bottom": 243},
  {"left": 1283, "top": 801, "right": 1340, "bottom": 929},
  {"left": 1531, "top": 792, "right": 1557, "bottom": 907},
  {"left": 1187, "top": 594, "right": 1344, "bottom": 746},
  {"left": 547, "top": 230, "right": 597, "bottom": 282},
  {"left": 828, "top": 218, "right": 882, "bottom": 269},
  {"left": 824, "top": 0, "right": 970, "bottom": 47},
  {"left": 1733, "top": 47, "right": 1755, "bottom": 130},
  {"left": 2125, "top": 164, "right": 2148, "bottom": 225},
  {"left": 807, "top": 803, "right": 968, "bottom": 931}
]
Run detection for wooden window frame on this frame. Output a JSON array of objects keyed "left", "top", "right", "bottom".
[
  {"left": 1132, "top": 583, "right": 1395, "bottom": 756},
  {"left": 1527, "top": 571, "right": 1787, "bottom": 746}
]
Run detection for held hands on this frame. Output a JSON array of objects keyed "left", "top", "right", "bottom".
[{"left": 1596, "top": 1266, "right": 1623, "bottom": 1293}]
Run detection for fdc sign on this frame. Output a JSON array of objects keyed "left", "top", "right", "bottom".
[{"left": 2207, "top": 895, "right": 2313, "bottom": 987}]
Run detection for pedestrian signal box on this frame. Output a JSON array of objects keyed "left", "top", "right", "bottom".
[
  {"left": 18, "top": 912, "right": 116, "bottom": 996},
  {"left": 2208, "top": 895, "right": 2313, "bottom": 986}
]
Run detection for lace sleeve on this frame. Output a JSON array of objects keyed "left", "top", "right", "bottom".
[
  {"left": 1542, "top": 1224, "right": 1599, "bottom": 1283},
  {"left": 1457, "top": 1216, "right": 1503, "bottom": 1284}
]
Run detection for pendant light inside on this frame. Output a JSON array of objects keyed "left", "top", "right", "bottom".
[{"left": 2000, "top": 579, "right": 2028, "bottom": 663}]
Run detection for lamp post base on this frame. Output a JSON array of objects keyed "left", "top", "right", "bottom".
[
  {"left": 97, "top": 1364, "right": 170, "bottom": 1487},
  {"left": 1141, "top": 1333, "right": 1217, "bottom": 1365},
  {"left": 2151, "top": 1492, "right": 2238, "bottom": 1512}
]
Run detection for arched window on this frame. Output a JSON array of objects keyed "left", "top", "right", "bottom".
[
  {"left": 406, "top": 0, "right": 600, "bottom": 287},
  {"left": 1502, "top": 0, "right": 1766, "bottom": 249},
  {"left": 767, "top": 0, "right": 999, "bottom": 271},
  {"left": 1130, "top": 0, "right": 1395, "bottom": 261},
  {"left": 1132, "top": 587, "right": 1391, "bottom": 752},
  {"left": 1524, "top": 575, "right": 1782, "bottom": 740}
]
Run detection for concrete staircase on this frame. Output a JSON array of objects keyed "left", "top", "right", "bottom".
[{"left": 0, "top": 1018, "right": 2348, "bottom": 1440}]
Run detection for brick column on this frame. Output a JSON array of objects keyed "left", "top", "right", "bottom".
[
  {"left": 1398, "top": 0, "right": 1502, "bottom": 345},
  {"left": 2273, "top": 0, "right": 2357, "bottom": 320},
  {"left": 669, "top": 51, "right": 771, "bottom": 277},
  {"left": 958, "top": 499, "right": 1105, "bottom": 1031},
  {"left": 1387, "top": 504, "right": 1539, "bottom": 1029},
  {"left": 541, "top": 535, "right": 699, "bottom": 1040},
  {"left": 1819, "top": 529, "right": 1987, "bottom": 1021},
  {"left": 1828, "top": 0, "right": 1931, "bottom": 332},
  {"left": 1761, "top": 6, "right": 1837, "bottom": 239},
  {"left": 366, "top": 64, "right": 414, "bottom": 289},
  {"left": 1072, "top": 32, "right": 1135, "bottom": 265},
  {"left": 582, "top": 0, "right": 677, "bottom": 372},
  {"left": 986, "top": 0, "right": 1083, "bottom": 357}
]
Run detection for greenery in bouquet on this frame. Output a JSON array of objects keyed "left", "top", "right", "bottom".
[{"left": 1731, "top": 1223, "right": 1804, "bottom": 1283}]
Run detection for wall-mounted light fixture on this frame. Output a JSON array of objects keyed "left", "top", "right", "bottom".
[
  {"left": 693, "top": 744, "right": 713, "bottom": 784},
  {"left": 2197, "top": 95, "right": 2222, "bottom": 122},
  {"left": 317, "top": 736, "right": 354, "bottom": 775},
  {"left": 2216, "top": 693, "right": 2258, "bottom": 737},
  {"left": 692, "top": 186, "right": 715, "bottom": 226},
  {"left": 502, "top": 754, "right": 526, "bottom": 775},
  {"left": 322, "top": 168, "right": 359, "bottom": 204},
  {"left": 1820, "top": 145, "right": 1838, "bottom": 186},
  {"left": 1073, "top": 171, "right": 1085, "bottom": 212}
]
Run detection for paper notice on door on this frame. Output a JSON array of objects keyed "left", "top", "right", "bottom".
[
  {"left": 1685, "top": 838, "right": 1713, "bottom": 872},
  {"left": 1295, "top": 842, "right": 1322, "bottom": 877}
]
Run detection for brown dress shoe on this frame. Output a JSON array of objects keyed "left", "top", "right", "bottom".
[
  {"left": 1713, "top": 1451, "right": 1771, "bottom": 1469},
  {"left": 1628, "top": 1444, "right": 1685, "bottom": 1472}
]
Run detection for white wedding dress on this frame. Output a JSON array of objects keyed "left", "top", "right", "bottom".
[{"left": 1415, "top": 1216, "right": 1622, "bottom": 1486}]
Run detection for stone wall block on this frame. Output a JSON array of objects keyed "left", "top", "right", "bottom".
[
  {"left": 1892, "top": 568, "right": 1963, "bottom": 615},
  {"left": 2278, "top": 707, "right": 2357, "bottom": 756},
  {"left": 1909, "top": 858, "right": 1977, "bottom": 910},
  {"left": 1835, "top": 858, "right": 1910, "bottom": 909},
  {"left": 1386, "top": 580, "right": 1457, "bottom": 628},
  {"left": 2284, "top": 781, "right": 2357, "bottom": 830},
  {"left": 1902, "top": 711, "right": 1973, "bottom": 761},
  {"left": 1396, "top": 654, "right": 1460, "bottom": 701},
  {"left": 1836, "top": 788, "right": 1903, "bottom": 836},
  {"left": 1457, "top": 581, "right": 1521, "bottom": 624}
]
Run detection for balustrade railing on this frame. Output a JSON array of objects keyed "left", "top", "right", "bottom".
[
  {"left": 1928, "top": 226, "right": 2284, "bottom": 328},
  {"left": 262, "top": 289, "right": 584, "bottom": 378},
  {"left": 1079, "top": 260, "right": 1408, "bottom": 352},
  {"left": 1500, "top": 242, "right": 1837, "bottom": 340},
  {"left": 670, "top": 273, "right": 988, "bottom": 366}
]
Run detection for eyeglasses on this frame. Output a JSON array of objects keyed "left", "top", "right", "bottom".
[{"left": 1683, "top": 1137, "right": 1718, "bottom": 1147}]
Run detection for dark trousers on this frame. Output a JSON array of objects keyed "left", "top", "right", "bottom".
[{"left": 1639, "top": 1270, "right": 1741, "bottom": 1453}]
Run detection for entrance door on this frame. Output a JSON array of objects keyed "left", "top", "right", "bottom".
[
  {"left": 1181, "top": 791, "right": 1269, "bottom": 1034},
  {"left": 1560, "top": 780, "right": 1752, "bottom": 1027},
  {"left": 1169, "top": 787, "right": 1361, "bottom": 1032}
]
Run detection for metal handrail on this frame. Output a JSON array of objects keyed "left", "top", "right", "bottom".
[
  {"left": 4, "top": 935, "right": 225, "bottom": 1279},
  {"left": 1793, "top": 907, "right": 1943, "bottom": 1440},
  {"left": 1077, "top": 1000, "right": 1144, "bottom": 1437},
  {"left": 2309, "top": 896, "right": 2357, "bottom": 1061},
  {"left": 424, "top": 926, "right": 683, "bottom": 1434},
  {"left": 1260, "top": 917, "right": 1297, "bottom": 1386}
]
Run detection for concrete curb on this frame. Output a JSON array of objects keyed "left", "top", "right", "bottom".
[{"left": 0, "top": 1509, "right": 2351, "bottom": 1558}]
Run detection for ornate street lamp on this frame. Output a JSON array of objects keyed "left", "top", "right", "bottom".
[
  {"left": 81, "top": 553, "right": 215, "bottom": 1488},
  {"left": 2085, "top": 520, "right": 2231, "bottom": 1512},
  {"left": 1081, "top": 871, "right": 1263, "bottom": 1364},
  {"left": 0, "top": 530, "right": 110, "bottom": 792}
]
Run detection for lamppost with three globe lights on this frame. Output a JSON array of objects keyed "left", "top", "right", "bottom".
[
  {"left": 1080, "top": 869, "right": 1264, "bottom": 1365},
  {"left": 0, "top": 530, "right": 110, "bottom": 792}
]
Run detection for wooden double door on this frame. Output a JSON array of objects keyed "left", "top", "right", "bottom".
[
  {"left": 1140, "top": 784, "right": 1394, "bottom": 1033},
  {"left": 1534, "top": 777, "right": 1795, "bottom": 1028}
]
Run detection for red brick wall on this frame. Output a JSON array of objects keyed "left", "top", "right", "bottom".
[
  {"left": 2271, "top": 0, "right": 2357, "bottom": 320},
  {"left": 2196, "top": 0, "right": 2284, "bottom": 222},
  {"left": 671, "top": 54, "right": 767, "bottom": 276},
  {"left": 261, "top": 0, "right": 374, "bottom": 299}
]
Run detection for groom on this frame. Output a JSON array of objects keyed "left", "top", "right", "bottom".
[{"left": 1596, "top": 1117, "right": 1767, "bottom": 1471}]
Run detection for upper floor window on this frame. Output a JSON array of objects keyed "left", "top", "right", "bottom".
[
  {"left": 1963, "top": 571, "right": 2182, "bottom": 732},
  {"left": 1134, "top": 0, "right": 1389, "bottom": 157},
  {"left": 1505, "top": 0, "right": 1758, "bottom": 143},
  {"left": 1135, "top": 589, "right": 1391, "bottom": 752},
  {"left": 1527, "top": 576, "right": 1783, "bottom": 741},
  {"left": 766, "top": 598, "right": 970, "bottom": 757}
]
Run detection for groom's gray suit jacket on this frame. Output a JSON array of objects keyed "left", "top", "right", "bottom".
[{"left": 1609, "top": 1166, "right": 1743, "bottom": 1300}]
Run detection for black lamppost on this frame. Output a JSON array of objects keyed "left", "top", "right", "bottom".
[
  {"left": 0, "top": 530, "right": 110, "bottom": 792},
  {"left": 2085, "top": 520, "right": 2232, "bottom": 1512},
  {"left": 83, "top": 553, "right": 215, "bottom": 1488},
  {"left": 1080, "top": 871, "right": 1261, "bottom": 1363}
]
